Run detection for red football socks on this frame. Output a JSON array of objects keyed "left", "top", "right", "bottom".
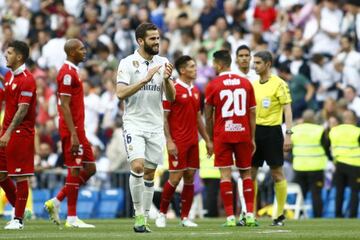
[
  {"left": 181, "top": 183, "right": 194, "bottom": 219},
  {"left": 242, "top": 177, "right": 254, "bottom": 213},
  {"left": 15, "top": 180, "right": 29, "bottom": 219},
  {"left": 159, "top": 180, "right": 176, "bottom": 214},
  {"left": 66, "top": 175, "right": 79, "bottom": 217},
  {"left": 0, "top": 177, "right": 16, "bottom": 206},
  {"left": 220, "top": 180, "right": 234, "bottom": 217}
]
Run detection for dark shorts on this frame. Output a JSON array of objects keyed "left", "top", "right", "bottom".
[{"left": 252, "top": 125, "right": 284, "bottom": 167}]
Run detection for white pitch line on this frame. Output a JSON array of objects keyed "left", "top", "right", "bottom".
[{"left": 257, "top": 230, "right": 292, "bottom": 234}]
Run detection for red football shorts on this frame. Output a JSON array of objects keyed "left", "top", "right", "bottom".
[
  {"left": 168, "top": 143, "right": 199, "bottom": 171},
  {"left": 214, "top": 141, "right": 252, "bottom": 169},
  {"left": 61, "top": 130, "right": 95, "bottom": 168},
  {"left": 0, "top": 129, "right": 34, "bottom": 176}
]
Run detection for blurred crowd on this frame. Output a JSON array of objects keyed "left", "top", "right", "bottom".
[{"left": 0, "top": 0, "right": 359, "bottom": 199}]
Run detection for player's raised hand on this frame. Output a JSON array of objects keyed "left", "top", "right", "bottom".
[
  {"left": 163, "top": 62, "right": 173, "bottom": 81},
  {"left": 144, "top": 65, "right": 161, "bottom": 83},
  {"left": 70, "top": 132, "right": 80, "bottom": 155}
]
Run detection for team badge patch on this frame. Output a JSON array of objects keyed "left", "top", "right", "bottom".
[
  {"left": 173, "top": 161, "right": 178, "bottom": 167},
  {"left": 75, "top": 158, "right": 82, "bottom": 165},
  {"left": 12, "top": 83, "right": 17, "bottom": 90},
  {"left": 132, "top": 61, "right": 139, "bottom": 68},
  {"left": 128, "top": 145, "right": 133, "bottom": 151},
  {"left": 194, "top": 93, "right": 198, "bottom": 99},
  {"left": 63, "top": 74, "right": 72, "bottom": 86}
]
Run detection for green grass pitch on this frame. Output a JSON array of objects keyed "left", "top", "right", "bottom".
[{"left": 0, "top": 218, "right": 359, "bottom": 240}]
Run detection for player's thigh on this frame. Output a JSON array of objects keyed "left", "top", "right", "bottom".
[
  {"left": 123, "top": 129, "right": 146, "bottom": 162},
  {"left": 234, "top": 141, "right": 252, "bottom": 170},
  {"left": 78, "top": 131, "right": 95, "bottom": 165},
  {"left": 144, "top": 132, "right": 165, "bottom": 168},
  {"left": 214, "top": 141, "right": 233, "bottom": 167},
  {"left": 186, "top": 143, "right": 199, "bottom": 170},
  {"left": 6, "top": 130, "right": 34, "bottom": 176}
]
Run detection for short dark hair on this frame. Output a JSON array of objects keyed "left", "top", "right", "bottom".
[
  {"left": 135, "top": 22, "right": 158, "bottom": 41},
  {"left": 236, "top": 45, "right": 251, "bottom": 56},
  {"left": 175, "top": 55, "right": 193, "bottom": 75},
  {"left": 341, "top": 34, "right": 353, "bottom": 43},
  {"left": 254, "top": 51, "right": 273, "bottom": 65},
  {"left": 213, "top": 50, "right": 232, "bottom": 67},
  {"left": 8, "top": 40, "right": 29, "bottom": 62}
]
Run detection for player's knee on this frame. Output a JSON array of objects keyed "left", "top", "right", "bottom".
[
  {"left": 271, "top": 169, "right": 285, "bottom": 182},
  {"left": 87, "top": 164, "right": 96, "bottom": 176},
  {"left": 0, "top": 172, "right": 8, "bottom": 182}
]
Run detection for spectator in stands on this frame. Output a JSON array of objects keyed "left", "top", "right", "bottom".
[
  {"left": 253, "top": 0, "right": 277, "bottom": 32},
  {"left": 343, "top": 85, "right": 360, "bottom": 117}
]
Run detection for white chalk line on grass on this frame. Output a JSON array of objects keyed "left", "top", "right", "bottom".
[{"left": 257, "top": 230, "right": 292, "bottom": 234}]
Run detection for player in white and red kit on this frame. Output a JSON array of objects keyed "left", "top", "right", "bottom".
[
  {"left": 0, "top": 41, "right": 36, "bottom": 230},
  {"left": 205, "top": 50, "right": 257, "bottom": 227},
  {"left": 155, "top": 56, "right": 212, "bottom": 228},
  {"left": 44, "top": 39, "right": 96, "bottom": 228}
]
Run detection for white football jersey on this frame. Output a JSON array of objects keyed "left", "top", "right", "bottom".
[
  {"left": 233, "top": 68, "right": 259, "bottom": 83},
  {"left": 117, "top": 50, "right": 169, "bottom": 132}
]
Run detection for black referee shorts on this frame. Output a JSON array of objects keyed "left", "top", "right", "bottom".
[{"left": 252, "top": 125, "right": 284, "bottom": 167}]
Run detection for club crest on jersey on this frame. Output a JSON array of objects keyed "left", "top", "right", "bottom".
[
  {"left": 132, "top": 61, "right": 139, "bottom": 68},
  {"left": 128, "top": 145, "right": 133, "bottom": 151},
  {"left": 75, "top": 158, "right": 82, "bottom": 165},
  {"left": 194, "top": 93, "right": 199, "bottom": 99},
  {"left": 12, "top": 83, "right": 17, "bottom": 90},
  {"left": 182, "top": 94, "right": 187, "bottom": 98},
  {"left": 172, "top": 161, "right": 178, "bottom": 167}
]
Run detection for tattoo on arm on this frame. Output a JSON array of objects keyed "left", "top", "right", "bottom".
[{"left": 6, "top": 104, "right": 29, "bottom": 133}]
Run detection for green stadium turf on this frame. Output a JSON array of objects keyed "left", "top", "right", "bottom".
[{"left": 0, "top": 218, "right": 359, "bottom": 240}]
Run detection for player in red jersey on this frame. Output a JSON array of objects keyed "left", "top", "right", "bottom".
[
  {"left": 155, "top": 56, "right": 213, "bottom": 228},
  {"left": 44, "top": 39, "right": 96, "bottom": 228},
  {"left": 0, "top": 41, "right": 36, "bottom": 230},
  {"left": 205, "top": 50, "right": 257, "bottom": 227}
]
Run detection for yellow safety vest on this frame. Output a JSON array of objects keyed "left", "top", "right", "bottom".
[
  {"left": 199, "top": 140, "right": 220, "bottom": 179},
  {"left": 292, "top": 123, "right": 327, "bottom": 171},
  {"left": 329, "top": 124, "right": 360, "bottom": 167}
]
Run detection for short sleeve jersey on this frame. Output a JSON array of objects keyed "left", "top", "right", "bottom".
[
  {"left": 163, "top": 79, "right": 200, "bottom": 145},
  {"left": 3, "top": 65, "right": 36, "bottom": 133},
  {"left": 57, "top": 61, "right": 85, "bottom": 134},
  {"left": 205, "top": 71, "right": 256, "bottom": 143},
  {"left": 116, "top": 50, "right": 169, "bottom": 132},
  {"left": 252, "top": 74, "right": 292, "bottom": 126}
]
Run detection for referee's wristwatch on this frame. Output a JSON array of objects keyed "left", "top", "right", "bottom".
[{"left": 285, "top": 129, "right": 293, "bottom": 135}]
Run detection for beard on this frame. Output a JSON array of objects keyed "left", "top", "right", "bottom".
[{"left": 144, "top": 43, "right": 159, "bottom": 55}]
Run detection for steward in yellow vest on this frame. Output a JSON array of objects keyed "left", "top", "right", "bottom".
[
  {"left": 291, "top": 109, "right": 331, "bottom": 217},
  {"left": 329, "top": 109, "right": 360, "bottom": 218}
]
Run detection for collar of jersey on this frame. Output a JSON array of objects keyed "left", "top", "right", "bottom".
[
  {"left": 219, "top": 71, "right": 235, "bottom": 76},
  {"left": 12, "top": 64, "right": 26, "bottom": 76},
  {"left": 64, "top": 60, "right": 79, "bottom": 72},
  {"left": 134, "top": 50, "right": 154, "bottom": 64},
  {"left": 176, "top": 79, "right": 193, "bottom": 89}
]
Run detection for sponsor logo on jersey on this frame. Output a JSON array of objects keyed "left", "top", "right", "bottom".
[{"left": 225, "top": 120, "right": 245, "bottom": 132}]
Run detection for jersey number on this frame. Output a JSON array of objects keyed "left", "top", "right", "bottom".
[{"left": 220, "top": 89, "right": 246, "bottom": 117}]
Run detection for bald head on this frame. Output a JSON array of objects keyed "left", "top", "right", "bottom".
[
  {"left": 302, "top": 109, "right": 316, "bottom": 123},
  {"left": 64, "top": 38, "right": 86, "bottom": 64},
  {"left": 64, "top": 39, "right": 82, "bottom": 56},
  {"left": 342, "top": 110, "right": 357, "bottom": 125}
]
